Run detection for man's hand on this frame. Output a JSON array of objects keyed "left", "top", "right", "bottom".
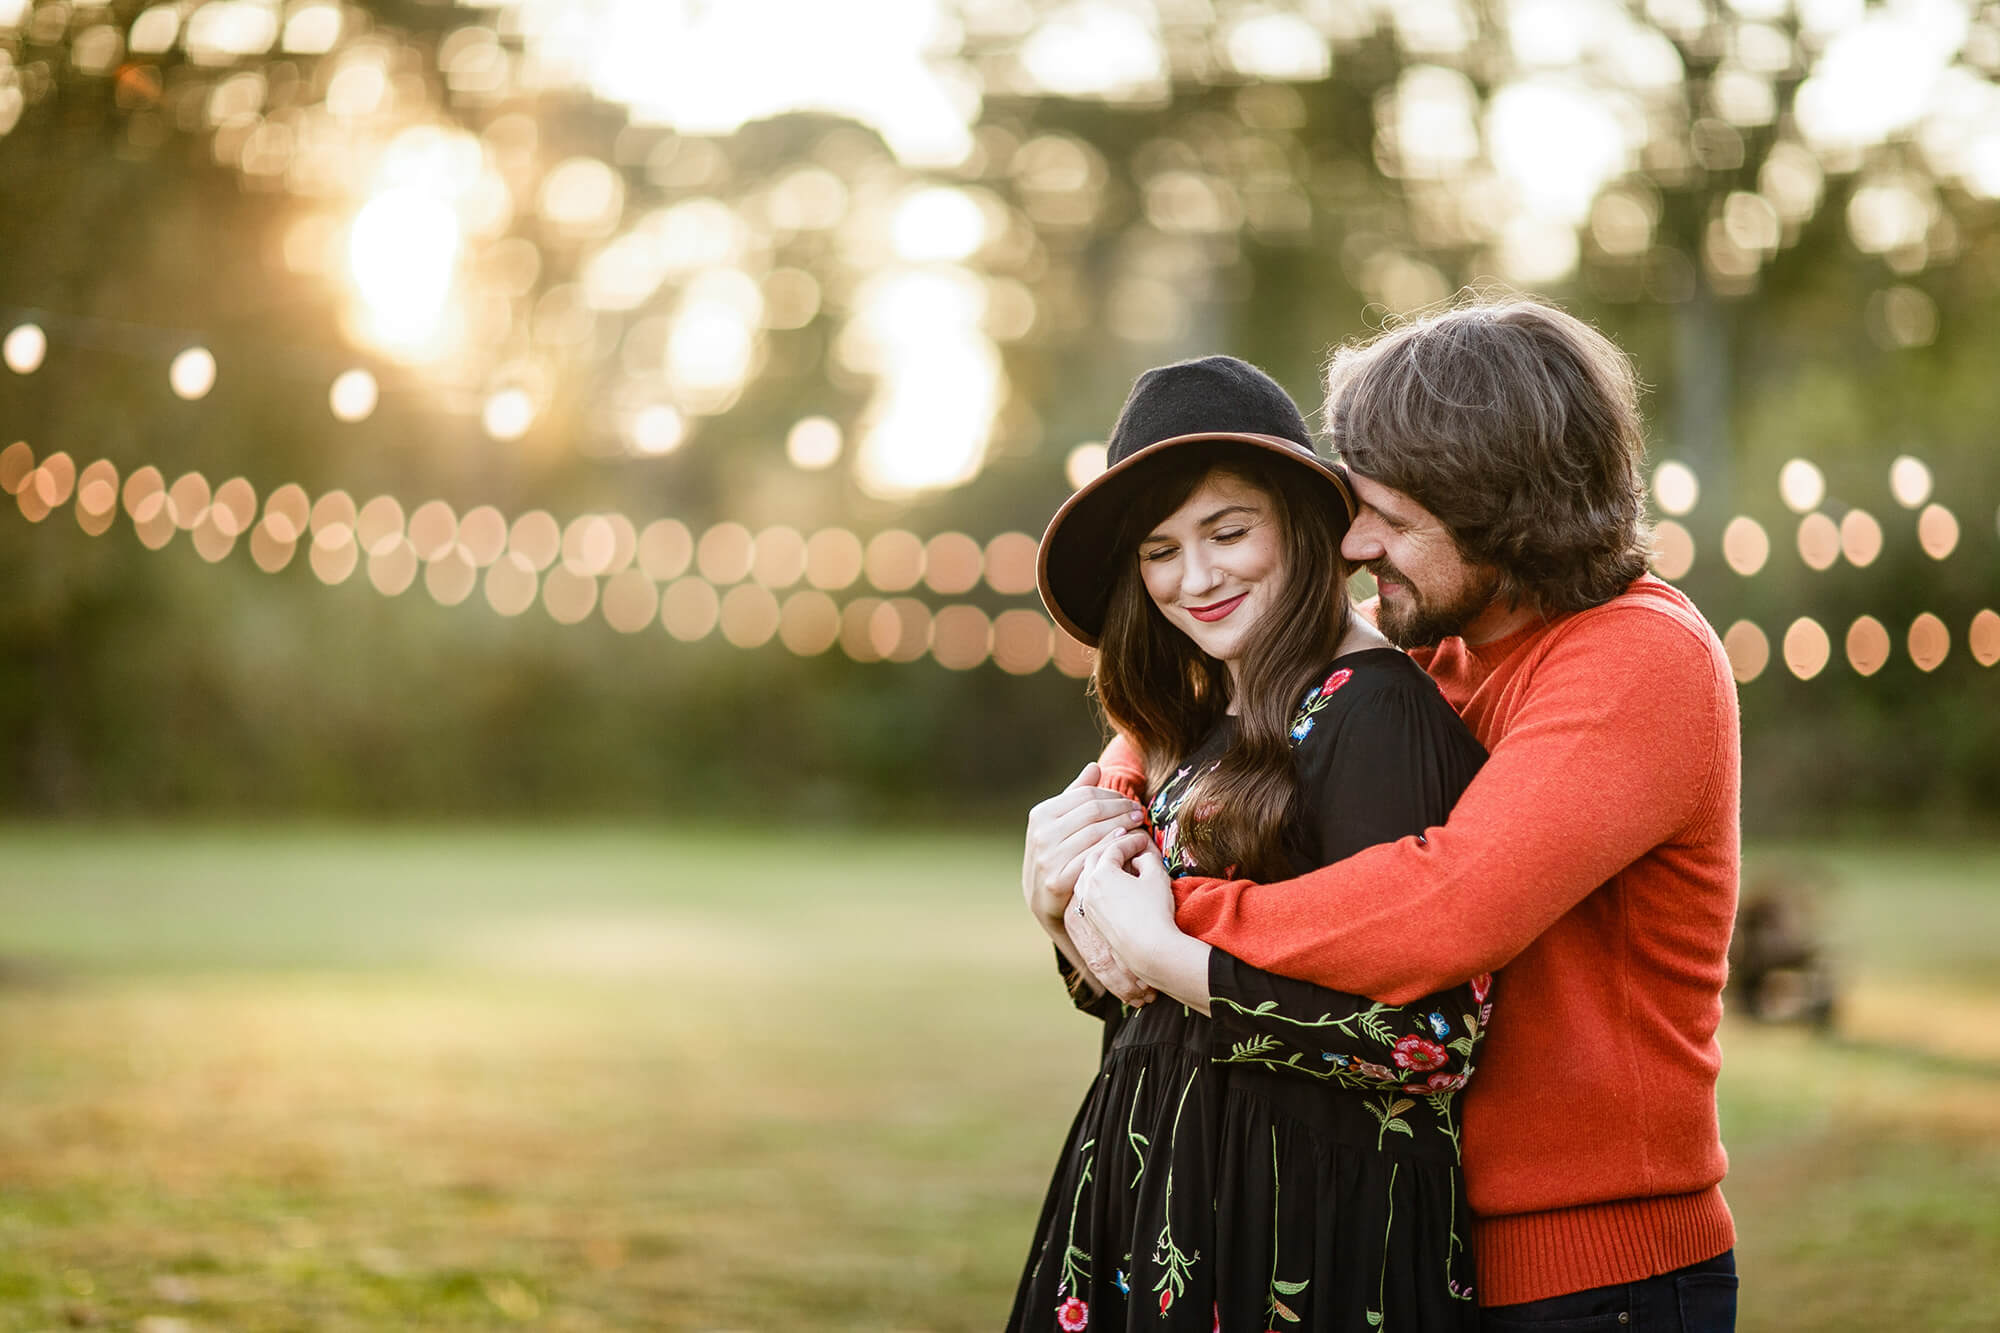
[
  {"left": 1022, "top": 763, "right": 1147, "bottom": 927},
  {"left": 1071, "top": 831, "right": 1182, "bottom": 1002}
]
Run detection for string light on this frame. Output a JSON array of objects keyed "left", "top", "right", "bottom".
[
  {"left": 329, "top": 369, "right": 379, "bottom": 422},
  {"left": 4, "top": 429, "right": 1989, "bottom": 679},
  {"left": 1889, "top": 454, "right": 1933, "bottom": 508},
  {"left": 1778, "top": 458, "right": 1825, "bottom": 513}
]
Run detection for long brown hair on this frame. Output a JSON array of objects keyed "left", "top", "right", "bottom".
[
  {"left": 1324, "top": 297, "right": 1651, "bottom": 614},
  {"left": 1090, "top": 444, "right": 1351, "bottom": 880}
]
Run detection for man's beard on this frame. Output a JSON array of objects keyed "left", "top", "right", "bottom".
[{"left": 1371, "top": 560, "right": 1501, "bottom": 649}]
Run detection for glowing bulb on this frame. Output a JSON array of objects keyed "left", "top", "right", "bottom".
[
  {"left": 3, "top": 323, "right": 46, "bottom": 374},
  {"left": 631, "top": 404, "right": 686, "bottom": 456},
  {"left": 483, "top": 388, "right": 534, "bottom": 441},
  {"left": 348, "top": 188, "right": 461, "bottom": 356},
  {"left": 169, "top": 347, "right": 217, "bottom": 400},
  {"left": 329, "top": 369, "right": 379, "bottom": 422},
  {"left": 787, "top": 416, "right": 843, "bottom": 469},
  {"left": 1888, "top": 454, "right": 1932, "bottom": 508},
  {"left": 1065, "top": 442, "right": 1109, "bottom": 490},
  {"left": 1778, "top": 458, "right": 1825, "bottom": 514},
  {"left": 1651, "top": 461, "right": 1699, "bottom": 516}
]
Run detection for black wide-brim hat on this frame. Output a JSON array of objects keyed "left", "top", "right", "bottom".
[{"left": 1038, "top": 355, "right": 1355, "bottom": 647}]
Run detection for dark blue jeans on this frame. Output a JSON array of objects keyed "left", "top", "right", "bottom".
[{"left": 1481, "top": 1251, "right": 1736, "bottom": 1333}]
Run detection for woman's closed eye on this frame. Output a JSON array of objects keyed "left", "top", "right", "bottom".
[{"left": 1140, "top": 545, "right": 1178, "bottom": 563}]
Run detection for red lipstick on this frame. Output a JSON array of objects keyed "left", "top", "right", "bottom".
[{"left": 1186, "top": 593, "right": 1247, "bottom": 622}]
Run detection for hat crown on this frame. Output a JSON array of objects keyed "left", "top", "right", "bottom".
[{"left": 1105, "top": 355, "right": 1315, "bottom": 465}]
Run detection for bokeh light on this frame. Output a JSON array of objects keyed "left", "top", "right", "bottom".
[
  {"left": 1846, "top": 615, "right": 1891, "bottom": 677},
  {"left": 0, "top": 441, "right": 33, "bottom": 494},
  {"left": 777, "top": 590, "right": 841, "bottom": 656},
  {"left": 661, "top": 576, "right": 721, "bottom": 642},
  {"left": 1840, "top": 508, "right": 1884, "bottom": 566},
  {"left": 1651, "top": 460, "right": 1699, "bottom": 516},
  {"left": 1723, "top": 620, "right": 1771, "bottom": 683},
  {"left": 863, "top": 530, "right": 924, "bottom": 593},
  {"left": 637, "top": 519, "right": 694, "bottom": 581},
  {"left": 804, "top": 527, "right": 865, "bottom": 590},
  {"left": 992, "top": 609, "right": 1055, "bottom": 676},
  {"left": 719, "top": 585, "right": 782, "bottom": 648},
  {"left": 1970, "top": 610, "right": 2000, "bottom": 668},
  {"left": 600, "top": 569, "right": 659, "bottom": 634},
  {"left": 750, "top": 526, "right": 807, "bottom": 589},
  {"left": 787, "top": 416, "right": 843, "bottom": 470},
  {"left": 1065, "top": 442, "right": 1109, "bottom": 490},
  {"left": 1796, "top": 512, "right": 1839, "bottom": 571},
  {"left": 696, "top": 522, "right": 755, "bottom": 585},
  {"left": 484, "top": 552, "right": 540, "bottom": 617},
  {"left": 1917, "top": 503, "right": 1959, "bottom": 559},
  {"left": 425, "top": 547, "right": 479, "bottom": 606},
  {"left": 1908, "top": 612, "right": 1950, "bottom": 672},
  {"left": 369, "top": 538, "right": 420, "bottom": 596},
  {"left": 1778, "top": 459, "right": 1826, "bottom": 513},
  {"left": 1721, "top": 516, "right": 1770, "bottom": 576},
  {"left": 984, "top": 532, "right": 1038, "bottom": 596},
  {"left": 1650, "top": 520, "right": 1695, "bottom": 580},
  {"left": 631, "top": 404, "right": 687, "bottom": 456},
  {"left": 922, "top": 533, "right": 984, "bottom": 596},
  {"left": 931, "top": 604, "right": 991, "bottom": 670},
  {"left": 483, "top": 388, "right": 535, "bottom": 441},
  {"left": 169, "top": 347, "right": 217, "bottom": 400},
  {"left": 1889, "top": 454, "right": 1933, "bottom": 508},
  {"left": 1783, "top": 617, "right": 1831, "bottom": 680},
  {"left": 458, "top": 506, "right": 509, "bottom": 566},
  {"left": 324, "top": 369, "right": 376, "bottom": 422},
  {"left": 541, "top": 566, "right": 599, "bottom": 625},
  {"left": 508, "top": 510, "right": 561, "bottom": 571},
  {"left": 3, "top": 323, "right": 46, "bottom": 374}
]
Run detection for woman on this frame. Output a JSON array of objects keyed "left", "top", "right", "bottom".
[{"left": 1010, "top": 356, "right": 1490, "bottom": 1332}]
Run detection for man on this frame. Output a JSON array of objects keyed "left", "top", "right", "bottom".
[{"left": 1064, "top": 299, "right": 1742, "bottom": 1331}]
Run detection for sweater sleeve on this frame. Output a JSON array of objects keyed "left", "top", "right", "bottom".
[
  {"left": 1097, "top": 732, "right": 1148, "bottom": 802},
  {"left": 1172, "top": 606, "right": 1735, "bottom": 1004}
]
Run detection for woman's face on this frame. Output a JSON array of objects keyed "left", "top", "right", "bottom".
[{"left": 1136, "top": 469, "right": 1288, "bottom": 679}]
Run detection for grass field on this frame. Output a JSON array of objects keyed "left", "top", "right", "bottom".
[{"left": 2, "top": 826, "right": 1997, "bottom": 1331}]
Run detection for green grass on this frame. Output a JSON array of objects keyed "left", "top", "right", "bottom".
[{"left": 1, "top": 827, "right": 1997, "bottom": 1330}]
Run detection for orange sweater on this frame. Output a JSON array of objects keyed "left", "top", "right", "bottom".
[{"left": 1098, "top": 576, "right": 1739, "bottom": 1306}]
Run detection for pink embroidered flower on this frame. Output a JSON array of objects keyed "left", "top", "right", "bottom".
[
  {"left": 1354, "top": 1060, "right": 1395, "bottom": 1082},
  {"left": 1392, "top": 1033, "right": 1449, "bottom": 1072},
  {"left": 1056, "top": 1296, "right": 1089, "bottom": 1331},
  {"left": 1479, "top": 1001, "right": 1493, "bottom": 1028},
  {"left": 1425, "top": 1071, "right": 1468, "bottom": 1093},
  {"left": 1212, "top": 1303, "right": 1221, "bottom": 1333},
  {"left": 1319, "top": 667, "right": 1353, "bottom": 697},
  {"left": 1469, "top": 973, "right": 1492, "bottom": 1003},
  {"left": 1160, "top": 1288, "right": 1173, "bottom": 1313}
]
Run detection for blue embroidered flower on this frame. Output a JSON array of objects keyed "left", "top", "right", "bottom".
[
  {"left": 1426, "top": 1012, "right": 1452, "bottom": 1040},
  {"left": 1290, "top": 716, "right": 1315, "bottom": 742},
  {"left": 1114, "top": 1269, "right": 1130, "bottom": 1295}
]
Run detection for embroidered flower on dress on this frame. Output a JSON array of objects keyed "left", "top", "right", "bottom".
[
  {"left": 1056, "top": 1296, "right": 1090, "bottom": 1331},
  {"left": 1290, "top": 716, "right": 1315, "bottom": 742},
  {"left": 1318, "top": 667, "right": 1353, "bottom": 697},
  {"left": 1425, "top": 1011, "right": 1452, "bottom": 1039},
  {"left": 1470, "top": 973, "right": 1493, "bottom": 1003},
  {"left": 1423, "top": 1071, "right": 1468, "bottom": 1093},
  {"left": 1160, "top": 1289, "right": 1174, "bottom": 1314},
  {"left": 1392, "top": 1033, "right": 1450, "bottom": 1072}
]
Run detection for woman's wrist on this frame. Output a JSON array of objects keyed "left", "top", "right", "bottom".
[{"left": 1130, "top": 931, "right": 1212, "bottom": 1013}]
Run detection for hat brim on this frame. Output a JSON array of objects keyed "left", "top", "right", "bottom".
[{"left": 1037, "top": 431, "right": 1356, "bottom": 649}]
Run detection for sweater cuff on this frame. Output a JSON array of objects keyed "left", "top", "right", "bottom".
[{"left": 1473, "top": 1186, "right": 1737, "bottom": 1307}]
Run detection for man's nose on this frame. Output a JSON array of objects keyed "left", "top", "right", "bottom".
[{"left": 1342, "top": 514, "right": 1385, "bottom": 563}]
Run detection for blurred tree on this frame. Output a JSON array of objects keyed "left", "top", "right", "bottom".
[{"left": 0, "top": 0, "right": 1994, "bottom": 827}]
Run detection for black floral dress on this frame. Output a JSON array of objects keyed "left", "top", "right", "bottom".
[{"left": 1009, "top": 649, "right": 1491, "bottom": 1333}]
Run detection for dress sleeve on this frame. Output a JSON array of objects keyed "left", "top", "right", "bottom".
[{"left": 1203, "top": 660, "right": 1494, "bottom": 1084}]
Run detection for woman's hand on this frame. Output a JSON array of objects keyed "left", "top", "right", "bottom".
[
  {"left": 1022, "top": 763, "right": 1147, "bottom": 928},
  {"left": 1071, "top": 832, "right": 1212, "bottom": 1012}
]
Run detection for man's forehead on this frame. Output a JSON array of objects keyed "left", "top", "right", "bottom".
[{"left": 1349, "top": 472, "right": 1432, "bottom": 520}]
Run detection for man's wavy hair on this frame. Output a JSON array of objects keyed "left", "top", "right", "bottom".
[{"left": 1323, "top": 297, "right": 1652, "bottom": 615}]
